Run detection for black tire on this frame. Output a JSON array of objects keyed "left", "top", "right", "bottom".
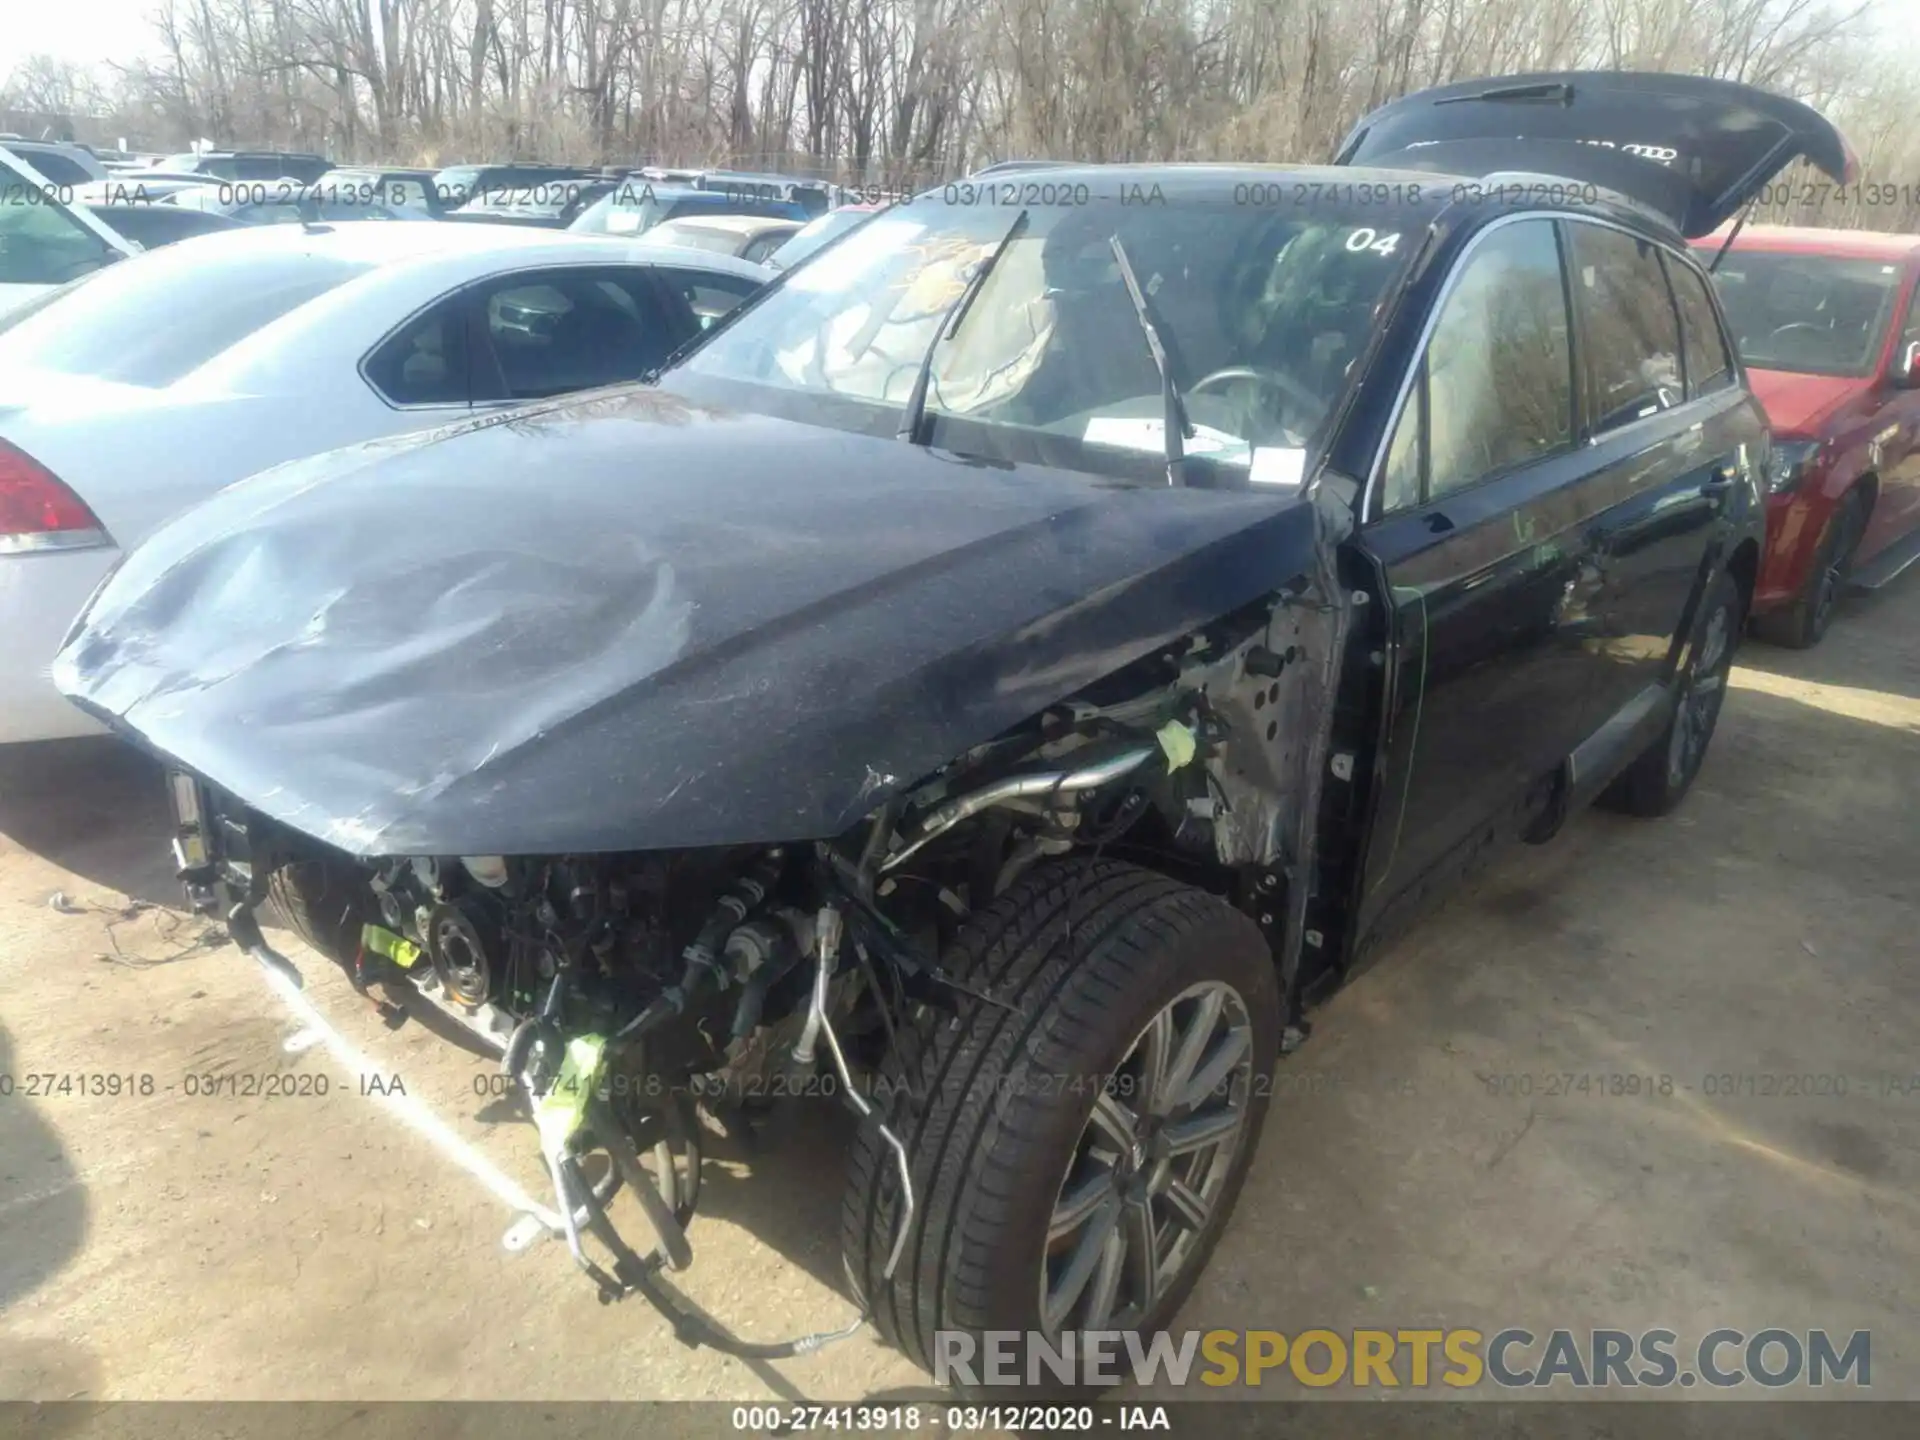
[
  {"left": 842, "top": 858, "right": 1279, "bottom": 1391},
  {"left": 266, "top": 858, "right": 371, "bottom": 965},
  {"left": 1753, "top": 488, "right": 1867, "bottom": 649},
  {"left": 1599, "top": 566, "right": 1742, "bottom": 818}
]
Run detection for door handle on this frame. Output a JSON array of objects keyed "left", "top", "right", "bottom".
[{"left": 1701, "top": 464, "right": 1739, "bottom": 496}]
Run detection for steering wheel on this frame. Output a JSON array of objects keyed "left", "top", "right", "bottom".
[
  {"left": 1769, "top": 321, "right": 1825, "bottom": 341},
  {"left": 1189, "top": 364, "right": 1324, "bottom": 420}
]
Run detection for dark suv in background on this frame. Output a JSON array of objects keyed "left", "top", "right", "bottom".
[{"left": 153, "top": 150, "right": 335, "bottom": 184}]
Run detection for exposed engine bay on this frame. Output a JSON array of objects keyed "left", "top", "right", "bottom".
[{"left": 171, "top": 576, "right": 1347, "bottom": 1358}]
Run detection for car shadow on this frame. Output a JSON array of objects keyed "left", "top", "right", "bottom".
[
  {"left": 0, "top": 1019, "right": 98, "bottom": 1405},
  {"left": 633, "top": 1092, "right": 862, "bottom": 1317},
  {"left": 1740, "top": 565, "right": 1920, "bottom": 702},
  {"left": 0, "top": 739, "right": 176, "bottom": 908}
]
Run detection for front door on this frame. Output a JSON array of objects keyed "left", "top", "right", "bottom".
[{"left": 1355, "top": 217, "right": 1611, "bottom": 934}]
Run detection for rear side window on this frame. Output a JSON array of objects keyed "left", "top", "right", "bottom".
[
  {"left": 365, "top": 301, "right": 470, "bottom": 407},
  {"left": 476, "top": 268, "right": 686, "bottom": 400},
  {"left": 15, "top": 150, "right": 91, "bottom": 186},
  {"left": 0, "top": 194, "right": 120, "bottom": 286},
  {"left": 0, "top": 248, "right": 370, "bottom": 385},
  {"left": 656, "top": 266, "right": 763, "bottom": 331},
  {"left": 1567, "top": 223, "right": 1684, "bottom": 433},
  {"left": 1385, "top": 218, "right": 1573, "bottom": 509},
  {"left": 1662, "top": 255, "right": 1735, "bottom": 397},
  {"left": 741, "top": 232, "right": 789, "bottom": 265},
  {"left": 86, "top": 205, "right": 237, "bottom": 248},
  {"left": 232, "top": 156, "right": 291, "bottom": 181}
]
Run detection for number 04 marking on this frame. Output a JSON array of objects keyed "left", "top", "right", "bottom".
[{"left": 1345, "top": 228, "right": 1401, "bottom": 256}]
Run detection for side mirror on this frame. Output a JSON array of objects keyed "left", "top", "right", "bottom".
[{"left": 1895, "top": 340, "right": 1920, "bottom": 389}]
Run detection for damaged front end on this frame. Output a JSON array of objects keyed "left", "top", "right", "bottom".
[
  {"left": 60, "top": 363, "right": 1365, "bottom": 1359},
  {"left": 153, "top": 527, "right": 1356, "bottom": 1356}
]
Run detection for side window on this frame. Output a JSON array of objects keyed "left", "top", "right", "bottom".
[
  {"left": 364, "top": 299, "right": 471, "bottom": 407},
  {"left": 1379, "top": 369, "right": 1423, "bottom": 514},
  {"left": 0, "top": 193, "right": 118, "bottom": 285},
  {"left": 1902, "top": 279, "right": 1920, "bottom": 349},
  {"left": 657, "top": 266, "right": 762, "bottom": 332},
  {"left": 1421, "top": 219, "right": 1573, "bottom": 503},
  {"left": 1662, "top": 254, "right": 1736, "bottom": 398},
  {"left": 478, "top": 269, "right": 680, "bottom": 400},
  {"left": 20, "top": 152, "right": 89, "bottom": 186},
  {"left": 1567, "top": 223, "right": 1684, "bottom": 433}
]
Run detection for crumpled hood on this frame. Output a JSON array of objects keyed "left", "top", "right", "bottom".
[{"left": 55, "top": 386, "right": 1319, "bottom": 857}]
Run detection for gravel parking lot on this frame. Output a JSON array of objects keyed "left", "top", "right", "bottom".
[{"left": 1, "top": 576, "right": 1916, "bottom": 1406}]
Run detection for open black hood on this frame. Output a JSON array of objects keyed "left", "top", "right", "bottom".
[
  {"left": 1334, "top": 71, "right": 1858, "bottom": 238},
  {"left": 54, "top": 388, "right": 1319, "bottom": 857}
]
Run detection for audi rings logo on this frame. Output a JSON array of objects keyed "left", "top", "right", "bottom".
[{"left": 1580, "top": 138, "right": 1681, "bottom": 165}]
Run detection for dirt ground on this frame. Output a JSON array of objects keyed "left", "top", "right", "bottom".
[{"left": 1, "top": 574, "right": 1916, "bottom": 1410}]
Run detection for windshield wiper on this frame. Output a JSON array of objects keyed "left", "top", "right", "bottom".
[
  {"left": 1108, "top": 234, "right": 1194, "bottom": 487},
  {"left": 899, "top": 208, "right": 1030, "bottom": 445}
]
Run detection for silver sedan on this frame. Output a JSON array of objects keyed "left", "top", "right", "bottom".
[{"left": 0, "top": 220, "right": 771, "bottom": 742}]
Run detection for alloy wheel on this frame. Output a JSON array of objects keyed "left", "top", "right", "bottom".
[
  {"left": 1039, "top": 980, "right": 1255, "bottom": 1336},
  {"left": 1669, "top": 599, "right": 1733, "bottom": 788},
  {"left": 1809, "top": 499, "right": 1864, "bottom": 637}
]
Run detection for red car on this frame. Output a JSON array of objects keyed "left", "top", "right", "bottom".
[{"left": 1696, "top": 225, "right": 1920, "bottom": 645}]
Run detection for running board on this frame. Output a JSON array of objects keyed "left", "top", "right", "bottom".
[{"left": 1847, "top": 526, "right": 1920, "bottom": 593}]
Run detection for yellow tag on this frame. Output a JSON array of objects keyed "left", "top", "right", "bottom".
[
  {"left": 534, "top": 1034, "right": 608, "bottom": 1160},
  {"left": 1156, "top": 720, "right": 1198, "bottom": 772},
  {"left": 360, "top": 924, "right": 423, "bottom": 969}
]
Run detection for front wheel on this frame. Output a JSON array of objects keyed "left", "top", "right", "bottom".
[
  {"left": 1754, "top": 488, "right": 1867, "bottom": 648},
  {"left": 842, "top": 859, "right": 1279, "bottom": 1391},
  {"left": 1600, "top": 566, "right": 1742, "bottom": 817},
  {"left": 267, "top": 857, "right": 373, "bottom": 966}
]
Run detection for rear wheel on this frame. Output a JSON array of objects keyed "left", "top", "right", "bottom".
[
  {"left": 1600, "top": 566, "right": 1741, "bottom": 818},
  {"left": 1755, "top": 488, "right": 1867, "bottom": 648},
  {"left": 842, "top": 859, "right": 1279, "bottom": 1391}
]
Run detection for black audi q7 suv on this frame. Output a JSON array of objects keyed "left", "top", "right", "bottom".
[{"left": 55, "top": 72, "right": 1851, "bottom": 1387}]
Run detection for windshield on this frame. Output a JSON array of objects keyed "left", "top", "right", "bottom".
[
  {"left": 1704, "top": 250, "right": 1903, "bottom": 378},
  {"left": 669, "top": 192, "right": 1417, "bottom": 481},
  {"left": 0, "top": 248, "right": 371, "bottom": 386},
  {"left": 770, "top": 208, "right": 878, "bottom": 269}
]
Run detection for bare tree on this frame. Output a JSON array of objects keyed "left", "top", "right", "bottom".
[{"left": 11, "top": 0, "right": 1912, "bottom": 227}]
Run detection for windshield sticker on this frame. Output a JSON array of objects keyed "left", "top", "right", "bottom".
[
  {"left": 1345, "top": 228, "right": 1401, "bottom": 256},
  {"left": 604, "top": 210, "right": 643, "bottom": 234},
  {"left": 1250, "top": 447, "right": 1307, "bottom": 488},
  {"left": 1083, "top": 416, "right": 1248, "bottom": 459}
]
